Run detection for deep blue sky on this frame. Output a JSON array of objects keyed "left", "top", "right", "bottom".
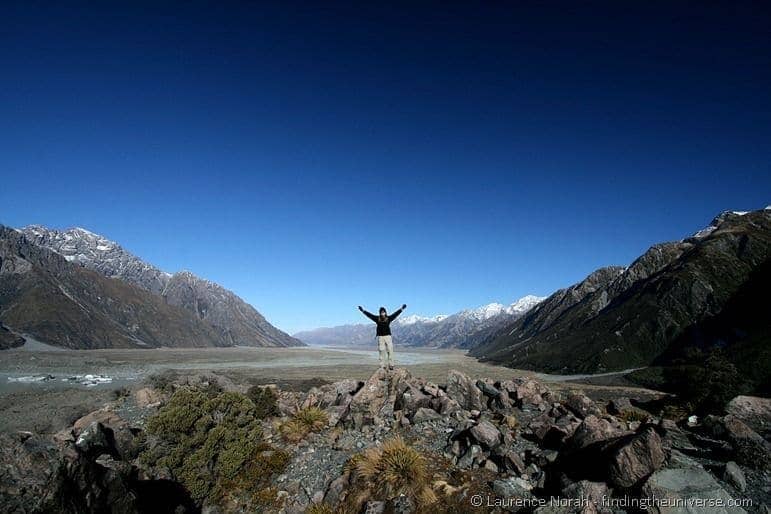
[{"left": 1, "top": 1, "right": 770, "bottom": 333}]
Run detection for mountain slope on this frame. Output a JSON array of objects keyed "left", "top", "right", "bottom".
[
  {"left": 0, "top": 226, "right": 232, "bottom": 349},
  {"left": 470, "top": 208, "right": 771, "bottom": 378},
  {"left": 294, "top": 295, "right": 544, "bottom": 348},
  {"left": 21, "top": 225, "right": 301, "bottom": 347}
]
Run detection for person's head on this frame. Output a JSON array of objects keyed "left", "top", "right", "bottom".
[{"left": 379, "top": 307, "right": 387, "bottom": 319}]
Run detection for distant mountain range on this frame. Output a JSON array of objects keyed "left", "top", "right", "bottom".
[
  {"left": 293, "top": 295, "right": 545, "bottom": 348},
  {"left": 0, "top": 225, "right": 302, "bottom": 349},
  {"left": 470, "top": 207, "right": 771, "bottom": 395}
]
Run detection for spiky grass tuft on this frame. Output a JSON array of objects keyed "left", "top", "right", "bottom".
[
  {"left": 281, "top": 406, "right": 330, "bottom": 442},
  {"left": 348, "top": 436, "right": 437, "bottom": 507}
]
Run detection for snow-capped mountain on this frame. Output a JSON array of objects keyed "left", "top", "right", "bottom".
[
  {"left": 294, "top": 295, "right": 545, "bottom": 348},
  {"left": 23, "top": 225, "right": 171, "bottom": 295},
  {"left": 20, "top": 225, "right": 302, "bottom": 347}
]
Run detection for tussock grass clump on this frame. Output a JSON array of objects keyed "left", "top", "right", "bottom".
[
  {"left": 619, "top": 409, "right": 651, "bottom": 422},
  {"left": 281, "top": 406, "right": 329, "bottom": 441},
  {"left": 347, "top": 436, "right": 437, "bottom": 509},
  {"left": 140, "top": 388, "right": 289, "bottom": 509},
  {"left": 305, "top": 502, "right": 336, "bottom": 514}
]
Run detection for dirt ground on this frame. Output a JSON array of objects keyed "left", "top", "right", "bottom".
[{"left": 0, "top": 345, "right": 665, "bottom": 434}]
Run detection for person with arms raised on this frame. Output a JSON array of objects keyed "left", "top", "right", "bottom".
[{"left": 358, "top": 304, "right": 406, "bottom": 370}]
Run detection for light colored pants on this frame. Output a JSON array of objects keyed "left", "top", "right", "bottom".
[{"left": 377, "top": 335, "right": 394, "bottom": 368}]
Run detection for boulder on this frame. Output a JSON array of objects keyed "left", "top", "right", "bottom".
[
  {"left": 343, "top": 368, "right": 411, "bottom": 429},
  {"left": 722, "top": 415, "right": 771, "bottom": 469},
  {"left": 75, "top": 422, "right": 114, "bottom": 457},
  {"left": 723, "top": 461, "right": 746, "bottom": 492},
  {"left": 457, "top": 444, "right": 484, "bottom": 469},
  {"left": 530, "top": 412, "right": 581, "bottom": 449},
  {"left": 492, "top": 477, "right": 534, "bottom": 512},
  {"left": 493, "top": 447, "right": 527, "bottom": 474},
  {"left": 642, "top": 467, "right": 747, "bottom": 514},
  {"left": 412, "top": 407, "right": 441, "bottom": 424},
  {"left": 469, "top": 420, "right": 502, "bottom": 448},
  {"left": 476, "top": 379, "right": 502, "bottom": 399},
  {"left": 564, "top": 393, "right": 602, "bottom": 420},
  {"left": 726, "top": 395, "right": 771, "bottom": 436},
  {"left": 446, "top": 370, "right": 484, "bottom": 411},
  {"left": 561, "top": 480, "right": 609, "bottom": 511},
  {"left": 569, "top": 415, "right": 630, "bottom": 450},
  {"left": 503, "top": 378, "right": 550, "bottom": 408},
  {"left": 433, "top": 395, "right": 462, "bottom": 415},
  {"left": 607, "top": 426, "right": 665, "bottom": 488},
  {"left": 396, "top": 382, "right": 432, "bottom": 416}
]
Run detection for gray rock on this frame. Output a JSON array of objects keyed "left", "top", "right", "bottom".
[
  {"left": 723, "top": 461, "right": 746, "bottom": 492},
  {"left": 470, "top": 420, "right": 502, "bottom": 448},
  {"left": 446, "top": 370, "right": 484, "bottom": 411},
  {"left": 642, "top": 467, "right": 747, "bottom": 514},
  {"left": 412, "top": 407, "right": 441, "bottom": 424},
  {"left": 723, "top": 415, "right": 771, "bottom": 469},
  {"left": 457, "top": 444, "right": 484, "bottom": 469},
  {"left": 726, "top": 396, "right": 771, "bottom": 435},
  {"left": 564, "top": 392, "right": 602, "bottom": 419},
  {"left": 75, "top": 422, "right": 112, "bottom": 456}
]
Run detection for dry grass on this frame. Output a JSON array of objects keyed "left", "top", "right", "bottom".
[
  {"left": 346, "top": 436, "right": 437, "bottom": 509},
  {"left": 305, "top": 503, "right": 335, "bottom": 514},
  {"left": 281, "top": 406, "right": 330, "bottom": 442}
]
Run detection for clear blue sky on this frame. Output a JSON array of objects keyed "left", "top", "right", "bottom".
[{"left": 1, "top": 1, "right": 770, "bottom": 333}]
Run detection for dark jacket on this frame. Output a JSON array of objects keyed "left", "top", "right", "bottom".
[{"left": 362, "top": 308, "right": 403, "bottom": 336}]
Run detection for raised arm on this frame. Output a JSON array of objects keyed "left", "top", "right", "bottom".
[
  {"left": 358, "top": 306, "right": 379, "bottom": 323},
  {"left": 388, "top": 304, "right": 407, "bottom": 322}
]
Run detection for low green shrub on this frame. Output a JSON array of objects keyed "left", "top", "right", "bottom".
[{"left": 141, "top": 388, "right": 289, "bottom": 509}]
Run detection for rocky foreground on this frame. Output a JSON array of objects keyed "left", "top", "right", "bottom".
[{"left": 1, "top": 368, "right": 770, "bottom": 513}]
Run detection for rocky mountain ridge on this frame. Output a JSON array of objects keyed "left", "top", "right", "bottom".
[
  {"left": 0, "top": 225, "right": 233, "bottom": 349},
  {"left": 471, "top": 208, "right": 771, "bottom": 396},
  {"left": 18, "top": 225, "right": 301, "bottom": 347}
]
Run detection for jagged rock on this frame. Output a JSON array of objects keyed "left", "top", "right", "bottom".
[
  {"left": 476, "top": 379, "right": 502, "bottom": 399},
  {"left": 422, "top": 382, "right": 443, "bottom": 397},
  {"left": 723, "top": 461, "right": 746, "bottom": 492},
  {"left": 446, "top": 370, "right": 484, "bottom": 411},
  {"left": 492, "top": 477, "right": 534, "bottom": 512},
  {"left": 75, "top": 422, "right": 113, "bottom": 457},
  {"left": 344, "top": 368, "right": 411, "bottom": 429},
  {"left": 569, "top": 415, "right": 630, "bottom": 450},
  {"left": 505, "top": 378, "right": 550, "bottom": 408},
  {"left": 470, "top": 420, "right": 502, "bottom": 448},
  {"left": 433, "top": 395, "right": 462, "bottom": 415},
  {"left": 457, "top": 444, "right": 484, "bottom": 469},
  {"left": 607, "top": 426, "right": 665, "bottom": 488},
  {"left": 606, "top": 398, "right": 633, "bottom": 415},
  {"left": 722, "top": 415, "right": 771, "bottom": 469},
  {"left": 564, "top": 393, "right": 602, "bottom": 420},
  {"left": 323, "top": 470, "right": 350, "bottom": 505},
  {"left": 561, "top": 480, "right": 609, "bottom": 504},
  {"left": 726, "top": 396, "right": 771, "bottom": 436},
  {"left": 396, "top": 382, "right": 432, "bottom": 416},
  {"left": 492, "top": 447, "right": 527, "bottom": 474},
  {"left": 529, "top": 411, "right": 581, "bottom": 448},
  {"left": 642, "top": 467, "right": 747, "bottom": 514},
  {"left": 412, "top": 407, "right": 441, "bottom": 423}
]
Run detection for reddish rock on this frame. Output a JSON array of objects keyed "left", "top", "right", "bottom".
[{"left": 608, "top": 427, "right": 665, "bottom": 488}]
